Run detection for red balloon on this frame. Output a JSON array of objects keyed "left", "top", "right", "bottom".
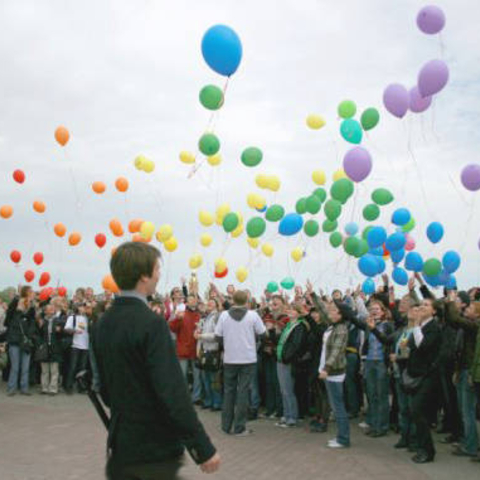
[
  {"left": 39, "top": 287, "right": 54, "bottom": 301},
  {"left": 33, "top": 252, "right": 44, "bottom": 265},
  {"left": 10, "top": 250, "right": 21, "bottom": 264},
  {"left": 214, "top": 268, "right": 228, "bottom": 279},
  {"left": 383, "top": 245, "right": 390, "bottom": 257},
  {"left": 39, "top": 272, "right": 51, "bottom": 287},
  {"left": 13, "top": 169, "right": 25, "bottom": 184},
  {"left": 24, "top": 270, "right": 35, "bottom": 283},
  {"left": 57, "top": 286, "right": 67, "bottom": 297},
  {"left": 95, "top": 233, "right": 107, "bottom": 248}
]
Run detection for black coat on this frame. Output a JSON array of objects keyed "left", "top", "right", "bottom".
[
  {"left": 407, "top": 319, "right": 441, "bottom": 378},
  {"left": 93, "top": 296, "right": 216, "bottom": 467},
  {"left": 4, "top": 298, "right": 36, "bottom": 346},
  {"left": 37, "top": 316, "right": 64, "bottom": 363}
]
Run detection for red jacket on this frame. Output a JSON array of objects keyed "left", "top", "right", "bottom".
[{"left": 169, "top": 308, "right": 200, "bottom": 359}]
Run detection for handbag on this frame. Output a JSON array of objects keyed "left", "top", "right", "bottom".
[
  {"left": 196, "top": 348, "right": 221, "bottom": 372},
  {"left": 401, "top": 369, "right": 424, "bottom": 394},
  {"left": 18, "top": 318, "right": 34, "bottom": 354},
  {"left": 34, "top": 343, "right": 49, "bottom": 362}
]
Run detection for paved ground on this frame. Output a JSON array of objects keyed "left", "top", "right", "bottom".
[{"left": 0, "top": 383, "right": 478, "bottom": 480}]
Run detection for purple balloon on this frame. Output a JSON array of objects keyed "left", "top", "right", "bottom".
[
  {"left": 343, "top": 146, "right": 372, "bottom": 183},
  {"left": 409, "top": 86, "right": 432, "bottom": 113},
  {"left": 461, "top": 164, "right": 480, "bottom": 192},
  {"left": 418, "top": 59, "right": 449, "bottom": 97},
  {"left": 383, "top": 84, "right": 409, "bottom": 119},
  {"left": 417, "top": 5, "right": 446, "bottom": 34}
]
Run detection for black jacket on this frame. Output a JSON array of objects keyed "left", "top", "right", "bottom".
[
  {"left": 407, "top": 319, "right": 441, "bottom": 378},
  {"left": 93, "top": 296, "right": 215, "bottom": 467},
  {"left": 4, "top": 297, "right": 36, "bottom": 346},
  {"left": 37, "top": 315, "right": 64, "bottom": 363}
]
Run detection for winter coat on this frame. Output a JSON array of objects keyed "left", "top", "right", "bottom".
[
  {"left": 4, "top": 297, "right": 36, "bottom": 346},
  {"left": 169, "top": 307, "right": 200, "bottom": 359}
]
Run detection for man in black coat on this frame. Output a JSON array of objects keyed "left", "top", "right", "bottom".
[{"left": 94, "top": 242, "right": 220, "bottom": 479}]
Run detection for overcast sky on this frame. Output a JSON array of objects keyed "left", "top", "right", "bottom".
[{"left": 0, "top": 0, "right": 479, "bottom": 296}]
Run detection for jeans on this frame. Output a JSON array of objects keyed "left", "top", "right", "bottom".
[
  {"left": 395, "top": 376, "right": 416, "bottom": 444},
  {"left": 200, "top": 370, "right": 222, "bottom": 408},
  {"left": 7, "top": 345, "right": 31, "bottom": 393},
  {"left": 325, "top": 380, "right": 350, "bottom": 446},
  {"left": 66, "top": 348, "right": 89, "bottom": 392},
  {"left": 249, "top": 360, "right": 261, "bottom": 411},
  {"left": 345, "top": 353, "right": 360, "bottom": 415},
  {"left": 263, "top": 354, "right": 282, "bottom": 416},
  {"left": 277, "top": 362, "right": 298, "bottom": 424},
  {"left": 222, "top": 363, "right": 256, "bottom": 434},
  {"left": 41, "top": 362, "right": 59, "bottom": 393},
  {"left": 179, "top": 359, "right": 202, "bottom": 402},
  {"left": 457, "top": 369, "right": 478, "bottom": 455},
  {"left": 365, "top": 360, "right": 389, "bottom": 433},
  {"left": 89, "top": 347, "right": 101, "bottom": 393}
]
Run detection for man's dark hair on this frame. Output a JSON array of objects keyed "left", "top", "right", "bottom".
[
  {"left": 110, "top": 242, "right": 161, "bottom": 291},
  {"left": 233, "top": 290, "right": 248, "bottom": 306}
]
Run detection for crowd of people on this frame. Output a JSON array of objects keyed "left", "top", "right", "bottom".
[{"left": 1, "top": 273, "right": 479, "bottom": 465}]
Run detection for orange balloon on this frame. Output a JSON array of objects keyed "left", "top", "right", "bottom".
[
  {"left": 102, "top": 274, "right": 119, "bottom": 294},
  {"left": 132, "top": 233, "right": 151, "bottom": 243},
  {"left": 109, "top": 218, "right": 124, "bottom": 237},
  {"left": 33, "top": 200, "right": 46, "bottom": 213},
  {"left": 0, "top": 205, "right": 13, "bottom": 219},
  {"left": 55, "top": 126, "right": 70, "bottom": 146},
  {"left": 54, "top": 223, "right": 67, "bottom": 237},
  {"left": 92, "top": 181, "right": 106, "bottom": 194},
  {"left": 115, "top": 177, "right": 129, "bottom": 192},
  {"left": 128, "top": 218, "right": 143, "bottom": 234},
  {"left": 68, "top": 232, "right": 81, "bottom": 246}
]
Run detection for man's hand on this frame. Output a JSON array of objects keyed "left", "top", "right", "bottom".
[
  {"left": 319, "top": 370, "right": 328, "bottom": 380},
  {"left": 407, "top": 277, "right": 415, "bottom": 292},
  {"left": 200, "top": 452, "right": 221, "bottom": 474},
  {"left": 305, "top": 279, "right": 313, "bottom": 294},
  {"left": 381, "top": 274, "right": 389, "bottom": 286}
]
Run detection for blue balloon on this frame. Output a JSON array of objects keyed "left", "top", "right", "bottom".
[
  {"left": 405, "top": 252, "right": 424, "bottom": 272},
  {"left": 279, "top": 213, "right": 304, "bottom": 236},
  {"left": 391, "top": 248, "right": 405, "bottom": 264},
  {"left": 426, "top": 221, "right": 444, "bottom": 244},
  {"left": 392, "top": 267, "right": 408, "bottom": 286},
  {"left": 423, "top": 274, "right": 440, "bottom": 287},
  {"left": 446, "top": 275, "right": 457, "bottom": 289},
  {"left": 201, "top": 25, "right": 243, "bottom": 76},
  {"left": 376, "top": 257, "right": 386, "bottom": 274},
  {"left": 345, "top": 222, "right": 359, "bottom": 236},
  {"left": 442, "top": 250, "right": 461, "bottom": 274},
  {"left": 369, "top": 247, "right": 384, "bottom": 256},
  {"left": 392, "top": 208, "right": 411, "bottom": 226},
  {"left": 358, "top": 254, "right": 378, "bottom": 277},
  {"left": 438, "top": 269, "right": 451, "bottom": 286},
  {"left": 367, "top": 226, "right": 387, "bottom": 249},
  {"left": 385, "top": 232, "right": 406, "bottom": 252},
  {"left": 340, "top": 119, "right": 363, "bottom": 144},
  {"left": 362, "top": 278, "right": 375, "bottom": 295}
]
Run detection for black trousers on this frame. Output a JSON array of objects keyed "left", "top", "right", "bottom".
[
  {"left": 66, "top": 348, "right": 89, "bottom": 391},
  {"left": 106, "top": 457, "right": 184, "bottom": 480}
]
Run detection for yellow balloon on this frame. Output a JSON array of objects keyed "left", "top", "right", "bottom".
[
  {"left": 199, "top": 210, "right": 214, "bottom": 227},
  {"left": 140, "top": 221, "right": 155, "bottom": 239},
  {"left": 261, "top": 243, "right": 274, "bottom": 257},
  {"left": 207, "top": 154, "right": 222, "bottom": 166},
  {"left": 142, "top": 160, "right": 155, "bottom": 173},
  {"left": 134, "top": 155, "right": 147, "bottom": 170},
  {"left": 247, "top": 193, "right": 258, "bottom": 209},
  {"left": 291, "top": 247, "right": 304, "bottom": 263},
  {"left": 333, "top": 168, "right": 347, "bottom": 182},
  {"left": 306, "top": 114, "right": 326, "bottom": 130},
  {"left": 247, "top": 237, "right": 259, "bottom": 249},
  {"left": 200, "top": 233, "right": 213, "bottom": 247},
  {"left": 189, "top": 254, "right": 203, "bottom": 270},
  {"left": 156, "top": 224, "right": 173, "bottom": 243},
  {"left": 164, "top": 236, "right": 178, "bottom": 252},
  {"left": 255, "top": 174, "right": 269, "bottom": 189},
  {"left": 215, "top": 257, "right": 227, "bottom": 273},
  {"left": 231, "top": 223, "right": 244, "bottom": 238},
  {"left": 236, "top": 267, "right": 248, "bottom": 283},
  {"left": 215, "top": 203, "right": 230, "bottom": 226},
  {"left": 179, "top": 151, "right": 196, "bottom": 164},
  {"left": 268, "top": 176, "right": 281, "bottom": 192},
  {"left": 312, "top": 170, "right": 326, "bottom": 185}
]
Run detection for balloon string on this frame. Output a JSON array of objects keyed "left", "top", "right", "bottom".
[{"left": 459, "top": 195, "right": 476, "bottom": 254}]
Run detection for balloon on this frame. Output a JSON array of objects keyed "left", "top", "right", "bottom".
[
  {"left": 363, "top": 204, "right": 380, "bottom": 221},
  {"left": 367, "top": 226, "right": 387, "bottom": 249},
  {"left": 57, "top": 286, "right": 67, "bottom": 297},
  {"left": 343, "top": 146, "right": 372, "bottom": 182},
  {"left": 92, "top": 181, "right": 106, "bottom": 194},
  {"left": 223, "top": 212, "right": 239, "bottom": 233},
  {"left": 344, "top": 237, "right": 360, "bottom": 256},
  {"left": 142, "top": 159, "right": 156, "bottom": 173},
  {"left": 24, "top": 270, "right": 35, "bottom": 283},
  {"left": 369, "top": 246, "right": 384, "bottom": 256},
  {"left": 201, "top": 25, "right": 242, "bottom": 76},
  {"left": 39, "top": 272, "right": 51, "bottom": 287},
  {"left": 337, "top": 100, "right": 356, "bottom": 119},
  {"left": 33, "top": 252, "right": 44, "bottom": 265},
  {"left": 0, "top": 205, "right": 13, "bottom": 219},
  {"left": 10, "top": 250, "right": 21, "bottom": 264},
  {"left": 405, "top": 252, "right": 424, "bottom": 272},
  {"left": 330, "top": 178, "right": 354, "bottom": 204},
  {"left": 391, "top": 248, "right": 405, "bottom": 264},
  {"left": 110, "top": 219, "right": 125, "bottom": 237},
  {"left": 199, "top": 210, "right": 214, "bottom": 227},
  {"left": 132, "top": 233, "right": 150, "bottom": 244},
  {"left": 55, "top": 126, "right": 70, "bottom": 146},
  {"left": 255, "top": 174, "right": 269, "bottom": 189},
  {"left": 426, "top": 222, "right": 444, "bottom": 244},
  {"left": 392, "top": 267, "right": 408, "bottom": 286},
  {"left": 362, "top": 226, "right": 374, "bottom": 240},
  {"left": 102, "top": 274, "right": 119, "bottom": 294},
  {"left": 128, "top": 219, "right": 143, "bottom": 234},
  {"left": 54, "top": 223, "right": 66, "bottom": 237},
  {"left": 39, "top": 287, "right": 54, "bottom": 301},
  {"left": 409, "top": 86, "right": 432, "bottom": 113},
  {"left": 442, "top": 251, "right": 461, "bottom": 274},
  {"left": 295, "top": 198, "right": 307, "bottom": 214},
  {"left": 306, "top": 114, "right": 326, "bottom": 130},
  {"left": 189, "top": 254, "right": 203, "bottom": 270},
  {"left": 417, "top": 5, "right": 446, "bottom": 35},
  {"left": 68, "top": 232, "right": 81, "bottom": 246},
  {"left": 179, "top": 151, "right": 196, "bottom": 164},
  {"left": 345, "top": 222, "right": 359, "bottom": 236},
  {"left": 372, "top": 188, "right": 394, "bottom": 206},
  {"left": 139, "top": 221, "right": 154, "bottom": 240},
  {"left": 354, "top": 239, "right": 370, "bottom": 259},
  {"left": 134, "top": 154, "right": 146, "bottom": 170},
  {"left": 306, "top": 195, "right": 321, "bottom": 214},
  {"left": 214, "top": 257, "right": 228, "bottom": 273},
  {"left": 247, "top": 237, "right": 259, "bottom": 249},
  {"left": 340, "top": 119, "right": 363, "bottom": 144},
  {"left": 313, "top": 188, "right": 327, "bottom": 202},
  {"left": 13, "top": 169, "right": 25, "bottom": 184},
  {"left": 460, "top": 164, "right": 480, "bottom": 191},
  {"left": 358, "top": 254, "right": 379, "bottom": 277},
  {"left": 392, "top": 208, "right": 411, "bottom": 226},
  {"left": 115, "top": 177, "right": 129, "bottom": 192},
  {"left": 384, "top": 83, "right": 409, "bottom": 118},
  {"left": 216, "top": 203, "right": 231, "bottom": 225},
  {"left": 312, "top": 170, "right": 326, "bottom": 185},
  {"left": 330, "top": 231, "right": 343, "bottom": 248},
  {"left": 362, "top": 278, "right": 375, "bottom": 295},
  {"left": 199, "top": 133, "right": 220, "bottom": 156},
  {"left": 423, "top": 274, "right": 441, "bottom": 288},
  {"left": 322, "top": 219, "right": 338, "bottom": 233},
  {"left": 405, "top": 235, "right": 416, "bottom": 251},
  {"left": 333, "top": 169, "right": 347, "bottom": 182},
  {"left": 446, "top": 275, "right": 457, "bottom": 290},
  {"left": 95, "top": 233, "right": 107, "bottom": 248},
  {"left": 261, "top": 243, "right": 274, "bottom": 257},
  {"left": 304, "top": 220, "right": 319, "bottom": 237},
  {"left": 207, "top": 154, "right": 222, "bottom": 166},
  {"left": 267, "top": 281, "right": 279, "bottom": 293},
  {"left": 280, "top": 277, "right": 295, "bottom": 290},
  {"left": 279, "top": 213, "right": 304, "bottom": 236},
  {"left": 33, "top": 201, "right": 46, "bottom": 214},
  {"left": 324, "top": 199, "right": 342, "bottom": 221},
  {"left": 164, "top": 236, "right": 178, "bottom": 252},
  {"left": 236, "top": 267, "right": 248, "bottom": 283},
  {"left": 402, "top": 217, "right": 416, "bottom": 233},
  {"left": 241, "top": 147, "right": 263, "bottom": 167},
  {"left": 267, "top": 176, "right": 281, "bottom": 192},
  {"left": 199, "top": 85, "right": 224, "bottom": 110},
  {"left": 360, "top": 108, "right": 380, "bottom": 131},
  {"left": 376, "top": 257, "right": 386, "bottom": 274},
  {"left": 291, "top": 247, "right": 304, "bottom": 263},
  {"left": 265, "top": 205, "right": 285, "bottom": 222},
  {"left": 423, "top": 258, "right": 442, "bottom": 277},
  {"left": 418, "top": 59, "right": 449, "bottom": 97},
  {"left": 246, "top": 217, "right": 266, "bottom": 238}
]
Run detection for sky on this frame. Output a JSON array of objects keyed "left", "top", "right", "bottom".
[{"left": 0, "top": 0, "right": 479, "bottom": 296}]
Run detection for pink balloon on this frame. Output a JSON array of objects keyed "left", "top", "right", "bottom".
[
  {"left": 418, "top": 59, "right": 449, "bottom": 97},
  {"left": 343, "top": 146, "right": 372, "bottom": 183},
  {"left": 461, "top": 164, "right": 480, "bottom": 192},
  {"left": 409, "top": 86, "right": 432, "bottom": 113},
  {"left": 417, "top": 5, "right": 445, "bottom": 35},
  {"left": 405, "top": 235, "right": 416, "bottom": 251},
  {"left": 383, "top": 84, "right": 409, "bottom": 119}
]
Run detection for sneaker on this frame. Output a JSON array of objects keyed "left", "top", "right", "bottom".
[
  {"left": 275, "top": 420, "right": 287, "bottom": 427},
  {"left": 234, "top": 429, "right": 253, "bottom": 437},
  {"left": 327, "top": 439, "right": 349, "bottom": 449},
  {"left": 358, "top": 422, "right": 370, "bottom": 429}
]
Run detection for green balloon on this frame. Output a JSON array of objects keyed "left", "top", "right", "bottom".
[
  {"left": 246, "top": 217, "right": 266, "bottom": 238},
  {"left": 296, "top": 198, "right": 307, "bottom": 215},
  {"left": 306, "top": 195, "right": 321, "bottom": 214},
  {"left": 324, "top": 199, "right": 342, "bottom": 221},
  {"left": 280, "top": 277, "right": 295, "bottom": 290},
  {"left": 313, "top": 188, "right": 327, "bottom": 203},
  {"left": 222, "top": 212, "right": 239, "bottom": 233},
  {"left": 362, "top": 226, "right": 374, "bottom": 240},
  {"left": 265, "top": 204, "right": 285, "bottom": 222},
  {"left": 354, "top": 239, "right": 369, "bottom": 258},
  {"left": 363, "top": 204, "right": 380, "bottom": 221},
  {"left": 304, "top": 219, "right": 319, "bottom": 237},
  {"left": 344, "top": 236, "right": 360, "bottom": 256},
  {"left": 199, "top": 85, "right": 224, "bottom": 111},
  {"left": 361, "top": 108, "right": 380, "bottom": 131},
  {"left": 402, "top": 217, "right": 416, "bottom": 233},
  {"left": 267, "top": 281, "right": 279, "bottom": 293},
  {"left": 371, "top": 188, "right": 394, "bottom": 206},
  {"left": 330, "top": 231, "right": 343, "bottom": 248},
  {"left": 322, "top": 219, "right": 338, "bottom": 233},
  {"left": 241, "top": 147, "right": 263, "bottom": 167},
  {"left": 423, "top": 258, "right": 442, "bottom": 277},
  {"left": 199, "top": 133, "right": 220, "bottom": 156},
  {"left": 338, "top": 100, "right": 357, "bottom": 119},
  {"left": 330, "top": 178, "right": 354, "bottom": 204},
  {"left": 340, "top": 119, "right": 363, "bottom": 144}
]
